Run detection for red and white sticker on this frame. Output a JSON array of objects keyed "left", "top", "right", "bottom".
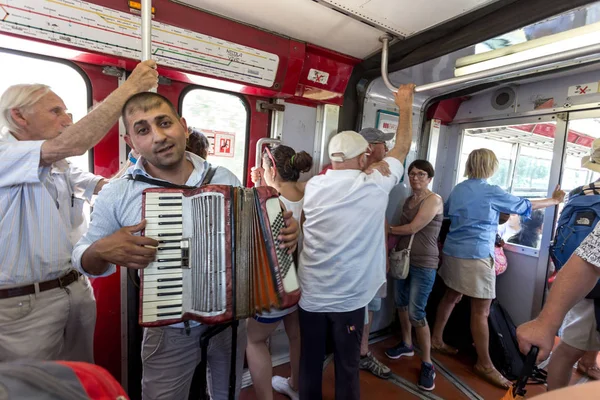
[
  {"left": 214, "top": 132, "right": 235, "bottom": 158},
  {"left": 568, "top": 82, "right": 599, "bottom": 97},
  {"left": 307, "top": 69, "right": 329, "bottom": 85}
]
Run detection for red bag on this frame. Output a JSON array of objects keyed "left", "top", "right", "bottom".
[
  {"left": 0, "top": 360, "right": 128, "bottom": 399},
  {"left": 494, "top": 245, "right": 508, "bottom": 275}
]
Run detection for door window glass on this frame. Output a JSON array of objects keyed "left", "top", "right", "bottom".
[
  {"left": 181, "top": 88, "right": 248, "bottom": 183},
  {"left": 460, "top": 122, "right": 559, "bottom": 249}
]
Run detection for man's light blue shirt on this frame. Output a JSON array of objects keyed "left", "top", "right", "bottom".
[
  {"left": 0, "top": 130, "right": 101, "bottom": 285},
  {"left": 443, "top": 179, "right": 532, "bottom": 259}
]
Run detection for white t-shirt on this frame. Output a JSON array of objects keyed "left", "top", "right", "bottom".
[{"left": 299, "top": 157, "right": 403, "bottom": 313}]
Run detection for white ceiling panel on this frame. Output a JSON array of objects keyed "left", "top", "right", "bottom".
[
  {"left": 318, "top": 0, "right": 500, "bottom": 37},
  {"left": 174, "top": 0, "right": 386, "bottom": 59}
]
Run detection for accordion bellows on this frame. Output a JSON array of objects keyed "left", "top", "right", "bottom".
[{"left": 139, "top": 185, "right": 300, "bottom": 327}]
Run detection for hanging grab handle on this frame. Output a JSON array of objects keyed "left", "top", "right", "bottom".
[{"left": 254, "top": 138, "right": 281, "bottom": 187}]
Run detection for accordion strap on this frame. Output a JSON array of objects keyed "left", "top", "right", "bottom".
[{"left": 125, "top": 166, "right": 218, "bottom": 188}]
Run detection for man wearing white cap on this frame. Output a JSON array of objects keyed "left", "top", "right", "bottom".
[
  {"left": 534, "top": 138, "right": 600, "bottom": 391},
  {"left": 297, "top": 84, "right": 415, "bottom": 400}
]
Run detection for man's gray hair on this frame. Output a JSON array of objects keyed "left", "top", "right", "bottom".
[{"left": 0, "top": 84, "right": 51, "bottom": 133}]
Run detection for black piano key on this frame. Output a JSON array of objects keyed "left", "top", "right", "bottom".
[
  {"left": 158, "top": 214, "right": 182, "bottom": 218},
  {"left": 157, "top": 303, "right": 182, "bottom": 309},
  {"left": 158, "top": 196, "right": 182, "bottom": 200},
  {"left": 157, "top": 291, "right": 183, "bottom": 296},
  {"left": 158, "top": 221, "right": 182, "bottom": 226},
  {"left": 157, "top": 284, "right": 183, "bottom": 290},
  {"left": 157, "top": 246, "right": 180, "bottom": 251},
  {"left": 157, "top": 266, "right": 182, "bottom": 270},
  {"left": 158, "top": 240, "right": 180, "bottom": 244},
  {"left": 157, "top": 277, "right": 182, "bottom": 282},
  {"left": 158, "top": 202, "right": 182, "bottom": 207},
  {"left": 158, "top": 233, "right": 180, "bottom": 237},
  {"left": 157, "top": 312, "right": 181, "bottom": 317},
  {"left": 157, "top": 259, "right": 182, "bottom": 263}
]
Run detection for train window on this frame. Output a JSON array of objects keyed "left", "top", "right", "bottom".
[
  {"left": 559, "top": 117, "right": 600, "bottom": 193},
  {"left": 181, "top": 88, "right": 248, "bottom": 183},
  {"left": 460, "top": 122, "right": 560, "bottom": 250},
  {"left": 0, "top": 51, "right": 90, "bottom": 172}
]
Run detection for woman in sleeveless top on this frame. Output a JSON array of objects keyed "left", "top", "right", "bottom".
[
  {"left": 248, "top": 145, "right": 312, "bottom": 400},
  {"left": 384, "top": 160, "right": 443, "bottom": 391}
]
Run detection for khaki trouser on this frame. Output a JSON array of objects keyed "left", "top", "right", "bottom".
[
  {"left": 141, "top": 322, "right": 247, "bottom": 400},
  {"left": 0, "top": 276, "right": 96, "bottom": 362}
]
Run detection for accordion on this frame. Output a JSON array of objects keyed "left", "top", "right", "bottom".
[{"left": 139, "top": 185, "right": 300, "bottom": 327}]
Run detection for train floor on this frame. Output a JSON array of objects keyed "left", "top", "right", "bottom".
[{"left": 240, "top": 337, "right": 595, "bottom": 400}]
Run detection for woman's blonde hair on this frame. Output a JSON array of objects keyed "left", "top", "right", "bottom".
[{"left": 464, "top": 148, "right": 498, "bottom": 179}]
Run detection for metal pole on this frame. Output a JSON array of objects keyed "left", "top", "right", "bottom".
[
  {"left": 379, "top": 35, "right": 600, "bottom": 94},
  {"left": 141, "top": 0, "right": 152, "bottom": 61},
  {"left": 141, "top": 0, "right": 156, "bottom": 92}
]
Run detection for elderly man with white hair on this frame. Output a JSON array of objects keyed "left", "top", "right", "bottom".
[
  {"left": 297, "top": 84, "right": 415, "bottom": 400},
  {"left": 0, "top": 60, "right": 158, "bottom": 362}
]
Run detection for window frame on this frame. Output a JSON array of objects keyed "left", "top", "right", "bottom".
[
  {"left": 0, "top": 47, "right": 94, "bottom": 171},
  {"left": 178, "top": 84, "right": 251, "bottom": 185}
]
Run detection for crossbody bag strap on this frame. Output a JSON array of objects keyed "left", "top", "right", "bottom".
[
  {"left": 124, "top": 173, "right": 195, "bottom": 189},
  {"left": 124, "top": 165, "right": 218, "bottom": 189},
  {"left": 405, "top": 192, "right": 435, "bottom": 251}
]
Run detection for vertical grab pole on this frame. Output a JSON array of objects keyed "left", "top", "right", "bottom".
[{"left": 141, "top": 0, "right": 156, "bottom": 92}]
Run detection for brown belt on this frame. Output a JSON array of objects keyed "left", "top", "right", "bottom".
[{"left": 0, "top": 270, "right": 82, "bottom": 300}]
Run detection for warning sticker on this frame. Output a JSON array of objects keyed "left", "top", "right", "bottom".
[
  {"left": 214, "top": 132, "right": 235, "bottom": 158},
  {"left": 198, "top": 129, "right": 235, "bottom": 157},
  {"left": 307, "top": 69, "right": 330, "bottom": 85},
  {"left": 567, "top": 82, "right": 600, "bottom": 97}
]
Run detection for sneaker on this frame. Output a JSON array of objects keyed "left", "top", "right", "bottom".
[
  {"left": 359, "top": 351, "right": 391, "bottom": 379},
  {"left": 385, "top": 342, "right": 415, "bottom": 359},
  {"left": 418, "top": 362, "right": 436, "bottom": 391},
  {"left": 272, "top": 375, "right": 299, "bottom": 400}
]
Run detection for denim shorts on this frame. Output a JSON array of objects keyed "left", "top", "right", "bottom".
[{"left": 394, "top": 265, "right": 436, "bottom": 327}]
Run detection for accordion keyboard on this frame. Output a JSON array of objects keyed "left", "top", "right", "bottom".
[
  {"left": 265, "top": 198, "right": 299, "bottom": 294},
  {"left": 141, "top": 192, "right": 184, "bottom": 324}
]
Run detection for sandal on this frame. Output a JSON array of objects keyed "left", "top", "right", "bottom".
[
  {"left": 474, "top": 364, "right": 511, "bottom": 389},
  {"left": 432, "top": 342, "right": 459, "bottom": 356},
  {"left": 577, "top": 363, "right": 600, "bottom": 380}
]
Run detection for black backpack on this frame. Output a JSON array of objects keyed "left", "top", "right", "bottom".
[{"left": 488, "top": 300, "right": 547, "bottom": 382}]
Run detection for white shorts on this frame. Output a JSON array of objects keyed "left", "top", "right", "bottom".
[{"left": 560, "top": 299, "right": 600, "bottom": 352}]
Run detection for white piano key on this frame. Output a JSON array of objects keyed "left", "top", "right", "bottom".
[
  {"left": 155, "top": 249, "right": 181, "bottom": 255},
  {"left": 142, "top": 298, "right": 182, "bottom": 309},
  {"left": 146, "top": 222, "right": 182, "bottom": 232}
]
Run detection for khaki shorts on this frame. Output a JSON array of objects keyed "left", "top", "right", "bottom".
[
  {"left": 438, "top": 254, "right": 495, "bottom": 299},
  {"left": 561, "top": 299, "right": 600, "bottom": 352}
]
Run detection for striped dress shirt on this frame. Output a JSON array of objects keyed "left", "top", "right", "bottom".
[{"left": 0, "top": 130, "right": 101, "bottom": 286}]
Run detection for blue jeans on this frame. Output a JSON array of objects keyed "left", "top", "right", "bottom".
[{"left": 394, "top": 265, "right": 436, "bottom": 327}]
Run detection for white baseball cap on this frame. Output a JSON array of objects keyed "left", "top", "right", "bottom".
[{"left": 329, "top": 130, "right": 369, "bottom": 162}]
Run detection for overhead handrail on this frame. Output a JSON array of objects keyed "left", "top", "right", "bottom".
[
  {"left": 379, "top": 34, "right": 600, "bottom": 94},
  {"left": 254, "top": 138, "right": 281, "bottom": 187}
]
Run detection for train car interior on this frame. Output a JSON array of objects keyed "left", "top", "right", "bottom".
[{"left": 3, "top": 0, "right": 600, "bottom": 398}]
